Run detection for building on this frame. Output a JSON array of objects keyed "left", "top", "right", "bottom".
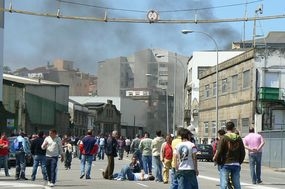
[
  {"left": 69, "top": 96, "right": 146, "bottom": 138},
  {"left": 97, "top": 48, "right": 188, "bottom": 135},
  {"left": 185, "top": 50, "right": 244, "bottom": 138},
  {"left": 1, "top": 74, "right": 69, "bottom": 135}
]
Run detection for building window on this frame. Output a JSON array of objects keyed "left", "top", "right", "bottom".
[
  {"left": 241, "top": 118, "right": 250, "bottom": 137},
  {"left": 204, "top": 122, "right": 209, "bottom": 134},
  {"left": 205, "top": 84, "right": 210, "bottom": 98},
  {"left": 211, "top": 121, "right": 216, "bottom": 137},
  {"left": 220, "top": 120, "right": 226, "bottom": 130},
  {"left": 232, "top": 74, "right": 238, "bottom": 92},
  {"left": 213, "top": 82, "right": 216, "bottom": 96},
  {"left": 222, "top": 79, "right": 227, "bottom": 93},
  {"left": 243, "top": 70, "right": 250, "bottom": 88}
]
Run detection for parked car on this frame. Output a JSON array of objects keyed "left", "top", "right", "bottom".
[
  {"left": 196, "top": 144, "right": 213, "bottom": 162},
  {"left": 8, "top": 136, "right": 33, "bottom": 167}
]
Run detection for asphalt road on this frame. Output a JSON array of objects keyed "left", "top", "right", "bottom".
[{"left": 1, "top": 154, "right": 285, "bottom": 189}]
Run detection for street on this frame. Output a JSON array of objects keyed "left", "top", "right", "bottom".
[{"left": 1, "top": 155, "right": 285, "bottom": 189}]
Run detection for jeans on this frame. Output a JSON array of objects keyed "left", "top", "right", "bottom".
[
  {"left": 169, "top": 168, "right": 178, "bottom": 189},
  {"left": 31, "top": 155, "right": 47, "bottom": 181},
  {"left": 15, "top": 151, "right": 26, "bottom": 178},
  {"left": 117, "top": 165, "right": 135, "bottom": 180},
  {"left": 98, "top": 145, "right": 105, "bottom": 160},
  {"left": 80, "top": 155, "right": 93, "bottom": 177},
  {"left": 153, "top": 156, "right": 163, "bottom": 182},
  {"left": 46, "top": 156, "right": 58, "bottom": 184},
  {"left": 249, "top": 152, "right": 262, "bottom": 184},
  {"left": 142, "top": 155, "right": 152, "bottom": 174},
  {"left": 176, "top": 170, "right": 198, "bottom": 189},
  {"left": 0, "top": 155, "right": 9, "bottom": 176},
  {"left": 220, "top": 165, "right": 241, "bottom": 189}
]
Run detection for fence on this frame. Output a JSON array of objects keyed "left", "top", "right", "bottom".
[{"left": 260, "top": 130, "right": 285, "bottom": 168}]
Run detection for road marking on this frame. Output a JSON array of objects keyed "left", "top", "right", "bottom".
[
  {"left": 0, "top": 182, "right": 50, "bottom": 188},
  {"left": 136, "top": 183, "right": 149, "bottom": 187},
  {"left": 198, "top": 175, "right": 280, "bottom": 189}
]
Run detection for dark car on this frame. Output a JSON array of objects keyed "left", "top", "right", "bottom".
[
  {"left": 8, "top": 136, "right": 33, "bottom": 167},
  {"left": 196, "top": 144, "right": 213, "bottom": 162}
]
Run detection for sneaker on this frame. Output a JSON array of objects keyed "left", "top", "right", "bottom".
[
  {"left": 257, "top": 180, "right": 263, "bottom": 184},
  {"left": 117, "top": 177, "right": 124, "bottom": 181},
  {"left": 86, "top": 175, "right": 91, "bottom": 179},
  {"left": 47, "top": 181, "right": 51, "bottom": 186},
  {"left": 80, "top": 174, "right": 85, "bottom": 179},
  {"left": 50, "top": 183, "right": 55, "bottom": 187}
]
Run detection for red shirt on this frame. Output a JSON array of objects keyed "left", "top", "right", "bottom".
[
  {"left": 162, "top": 142, "right": 173, "bottom": 160},
  {"left": 0, "top": 138, "right": 9, "bottom": 156}
]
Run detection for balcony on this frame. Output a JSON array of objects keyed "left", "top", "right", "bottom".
[{"left": 258, "top": 87, "right": 284, "bottom": 101}]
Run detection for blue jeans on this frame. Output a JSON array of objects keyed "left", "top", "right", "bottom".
[
  {"left": 31, "top": 155, "right": 47, "bottom": 181},
  {"left": 169, "top": 168, "right": 178, "bottom": 189},
  {"left": 153, "top": 156, "right": 163, "bottom": 182},
  {"left": 98, "top": 145, "right": 105, "bottom": 160},
  {"left": 116, "top": 165, "right": 135, "bottom": 180},
  {"left": 249, "top": 152, "right": 262, "bottom": 184},
  {"left": 80, "top": 155, "right": 93, "bottom": 177},
  {"left": 0, "top": 155, "right": 9, "bottom": 176},
  {"left": 176, "top": 170, "right": 198, "bottom": 189},
  {"left": 15, "top": 151, "right": 26, "bottom": 178},
  {"left": 220, "top": 165, "right": 241, "bottom": 189},
  {"left": 46, "top": 156, "right": 58, "bottom": 184},
  {"left": 142, "top": 155, "right": 152, "bottom": 174}
]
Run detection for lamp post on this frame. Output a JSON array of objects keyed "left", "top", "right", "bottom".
[
  {"left": 145, "top": 73, "right": 169, "bottom": 134},
  {"left": 181, "top": 29, "right": 219, "bottom": 139},
  {"left": 155, "top": 54, "right": 186, "bottom": 135}
]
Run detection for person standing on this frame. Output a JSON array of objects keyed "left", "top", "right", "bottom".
[
  {"left": 98, "top": 134, "right": 106, "bottom": 160},
  {"left": 41, "top": 129, "right": 64, "bottom": 187},
  {"left": 243, "top": 127, "right": 265, "bottom": 184},
  {"left": 125, "top": 137, "right": 131, "bottom": 157},
  {"left": 174, "top": 128, "right": 199, "bottom": 189},
  {"left": 14, "top": 131, "right": 30, "bottom": 180},
  {"left": 215, "top": 121, "right": 246, "bottom": 189},
  {"left": 117, "top": 136, "right": 125, "bottom": 160},
  {"left": 151, "top": 130, "right": 165, "bottom": 182},
  {"left": 64, "top": 139, "right": 73, "bottom": 170},
  {"left": 160, "top": 134, "right": 173, "bottom": 184},
  {"left": 0, "top": 132, "right": 10, "bottom": 177},
  {"left": 79, "top": 130, "right": 98, "bottom": 179},
  {"left": 102, "top": 130, "right": 118, "bottom": 180},
  {"left": 139, "top": 132, "right": 153, "bottom": 175},
  {"left": 30, "top": 131, "right": 47, "bottom": 181},
  {"left": 130, "top": 134, "right": 143, "bottom": 168}
]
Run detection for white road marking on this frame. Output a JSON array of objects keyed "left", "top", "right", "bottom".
[
  {"left": 198, "top": 175, "right": 280, "bottom": 189},
  {"left": 0, "top": 182, "right": 50, "bottom": 188},
  {"left": 136, "top": 182, "right": 149, "bottom": 187}
]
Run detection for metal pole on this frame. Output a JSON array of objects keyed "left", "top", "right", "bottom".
[
  {"left": 181, "top": 30, "right": 219, "bottom": 139},
  {"left": 166, "top": 89, "right": 169, "bottom": 134},
  {"left": 173, "top": 53, "right": 177, "bottom": 135}
]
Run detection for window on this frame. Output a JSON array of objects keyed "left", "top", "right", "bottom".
[
  {"left": 205, "top": 84, "right": 210, "bottom": 97},
  {"left": 211, "top": 121, "right": 216, "bottom": 136},
  {"left": 222, "top": 79, "right": 227, "bottom": 93},
  {"left": 232, "top": 74, "right": 238, "bottom": 92},
  {"left": 213, "top": 82, "right": 216, "bottom": 96},
  {"left": 220, "top": 120, "right": 226, "bottom": 130},
  {"left": 204, "top": 122, "right": 209, "bottom": 134},
  {"left": 243, "top": 70, "right": 250, "bottom": 88},
  {"left": 241, "top": 118, "right": 250, "bottom": 137}
]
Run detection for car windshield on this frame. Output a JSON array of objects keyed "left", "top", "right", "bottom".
[{"left": 197, "top": 144, "right": 212, "bottom": 150}]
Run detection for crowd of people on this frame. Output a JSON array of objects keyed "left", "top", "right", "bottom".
[{"left": 0, "top": 122, "right": 265, "bottom": 189}]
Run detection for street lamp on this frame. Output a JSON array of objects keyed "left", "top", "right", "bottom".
[{"left": 181, "top": 29, "right": 219, "bottom": 139}]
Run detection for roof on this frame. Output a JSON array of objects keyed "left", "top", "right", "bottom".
[
  {"left": 69, "top": 96, "right": 121, "bottom": 110},
  {"left": 3, "top": 74, "right": 66, "bottom": 86}
]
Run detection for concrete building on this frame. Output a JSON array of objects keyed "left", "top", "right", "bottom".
[
  {"left": 1, "top": 74, "right": 69, "bottom": 135},
  {"left": 186, "top": 50, "right": 244, "bottom": 138},
  {"left": 70, "top": 96, "right": 146, "bottom": 138},
  {"left": 97, "top": 48, "right": 188, "bottom": 135}
]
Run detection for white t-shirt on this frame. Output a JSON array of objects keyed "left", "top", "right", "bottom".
[
  {"left": 133, "top": 173, "right": 149, "bottom": 181},
  {"left": 174, "top": 141, "right": 197, "bottom": 170}
]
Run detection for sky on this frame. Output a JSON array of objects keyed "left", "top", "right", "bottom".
[{"left": 2, "top": 0, "right": 285, "bottom": 75}]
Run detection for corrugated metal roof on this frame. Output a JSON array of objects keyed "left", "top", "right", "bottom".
[
  {"left": 69, "top": 96, "right": 121, "bottom": 110},
  {"left": 3, "top": 74, "right": 66, "bottom": 86}
]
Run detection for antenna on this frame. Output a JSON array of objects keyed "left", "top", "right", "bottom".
[{"left": 253, "top": 4, "right": 263, "bottom": 48}]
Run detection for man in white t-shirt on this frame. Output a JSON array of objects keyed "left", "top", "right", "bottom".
[{"left": 174, "top": 128, "right": 199, "bottom": 189}]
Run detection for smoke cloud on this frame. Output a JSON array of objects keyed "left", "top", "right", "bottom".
[{"left": 4, "top": 0, "right": 243, "bottom": 74}]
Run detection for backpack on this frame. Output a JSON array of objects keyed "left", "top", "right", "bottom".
[{"left": 13, "top": 138, "right": 23, "bottom": 151}]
